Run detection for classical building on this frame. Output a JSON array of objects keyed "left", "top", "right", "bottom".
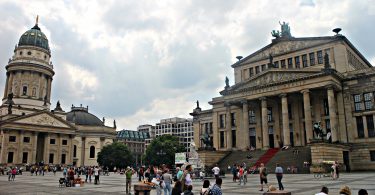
[
  {"left": 0, "top": 19, "right": 116, "bottom": 166},
  {"left": 137, "top": 124, "right": 155, "bottom": 149},
  {"left": 116, "top": 129, "right": 149, "bottom": 165},
  {"left": 155, "top": 117, "right": 194, "bottom": 152},
  {"left": 191, "top": 23, "right": 375, "bottom": 170}
]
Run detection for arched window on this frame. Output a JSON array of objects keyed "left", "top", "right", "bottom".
[
  {"left": 73, "top": 145, "right": 77, "bottom": 157},
  {"left": 22, "top": 86, "right": 27, "bottom": 96},
  {"left": 89, "top": 146, "right": 95, "bottom": 158}
]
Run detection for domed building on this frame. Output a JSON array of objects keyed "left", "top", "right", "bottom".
[{"left": 0, "top": 18, "right": 116, "bottom": 166}]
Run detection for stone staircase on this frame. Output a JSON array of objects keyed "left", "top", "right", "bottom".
[
  {"left": 266, "top": 146, "right": 312, "bottom": 174},
  {"left": 218, "top": 150, "right": 266, "bottom": 172}
]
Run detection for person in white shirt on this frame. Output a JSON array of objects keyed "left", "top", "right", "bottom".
[
  {"left": 212, "top": 164, "right": 220, "bottom": 179},
  {"left": 315, "top": 186, "right": 329, "bottom": 195},
  {"left": 94, "top": 166, "right": 100, "bottom": 185}
]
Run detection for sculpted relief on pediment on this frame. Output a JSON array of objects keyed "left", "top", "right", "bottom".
[
  {"left": 238, "top": 72, "right": 313, "bottom": 90},
  {"left": 16, "top": 113, "right": 70, "bottom": 128}
]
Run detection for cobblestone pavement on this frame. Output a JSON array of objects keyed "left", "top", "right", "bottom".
[{"left": 0, "top": 172, "right": 374, "bottom": 195}]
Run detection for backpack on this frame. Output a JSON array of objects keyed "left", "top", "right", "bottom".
[{"left": 262, "top": 167, "right": 268, "bottom": 177}]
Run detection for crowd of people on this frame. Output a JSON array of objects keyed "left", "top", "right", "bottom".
[{"left": 316, "top": 186, "right": 368, "bottom": 195}]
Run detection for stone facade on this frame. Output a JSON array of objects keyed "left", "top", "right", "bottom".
[
  {"left": 191, "top": 25, "right": 375, "bottom": 171},
  {"left": 0, "top": 20, "right": 116, "bottom": 167}
]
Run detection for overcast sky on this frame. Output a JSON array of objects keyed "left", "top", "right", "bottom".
[{"left": 0, "top": 0, "right": 374, "bottom": 130}]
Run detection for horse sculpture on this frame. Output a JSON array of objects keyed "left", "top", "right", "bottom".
[{"left": 313, "top": 122, "right": 325, "bottom": 139}]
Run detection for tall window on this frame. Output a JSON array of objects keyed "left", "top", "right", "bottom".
[
  {"left": 295, "top": 56, "right": 300, "bottom": 68},
  {"left": 371, "top": 151, "right": 375, "bottom": 161},
  {"left": 219, "top": 114, "right": 225, "bottom": 128},
  {"left": 287, "top": 58, "right": 293, "bottom": 68},
  {"left": 356, "top": 116, "right": 364, "bottom": 138},
  {"left": 220, "top": 131, "right": 225, "bottom": 148},
  {"left": 249, "top": 68, "right": 254, "bottom": 77},
  {"left": 73, "top": 145, "right": 77, "bottom": 157},
  {"left": 232, "top": 130, "right": 236, "bottom": 147},
  {"left": 354, "top": 94, "right": 362, "bottom": 111},
  {"left": 231, "top": 113, "right": 236, "bottom": 127},
  {"left": 255, "top": 66, "right": 260, "bottom": 74},
  {"left": 49, "top": 153, "right": 54, "bottom": 164},
  {"left": 323, "top": 99, "right": 329, "bottom": 115},
  {"left": 302, "top": 54, "right": 308, "bottom": 67},
  {"left": 22, "top": 86, "right": 27, "bottom": 95},
  {"left": 22, "top": 152, "right": 28, "bottom": 163},
  {"left": 325, "top": 119, "right": 331, "bottom": 131},
  {"left": 367, "top": 115, "right": 375, "bottom": 137},
  {"left": 364, "top": 93, "right": 373, "bottom": 110},
  {"left": 281, "top": 59, "right": 286, "bottom": 68},
  {"left": 309, "top": 52, "right": 315, "bottom": 65},
  {"left": 317, "top": 50, "right": 323, "bottom": 64},
  {"left": 267, "top": 107, "right": 272, "bottom": 122},
  {"left": 249, "top": 110, "right": 256, "bottom": 124},
  {"left": 288, "top": 104, "right": 292, "bottom": 119},
  {"left": 90, "top": 146, "right": 95, "bottom": 158}
]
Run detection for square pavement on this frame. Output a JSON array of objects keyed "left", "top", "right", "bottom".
[{"left": 0, "top": 172, "right": 374, "bottom": 194}]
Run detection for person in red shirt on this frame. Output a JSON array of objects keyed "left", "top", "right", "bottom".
[
  {"left": 11, "top": 168, "right": 17, "bottom": 181},
  {"left": 238, "top": 165, "right": 245, "bottom": 185}
]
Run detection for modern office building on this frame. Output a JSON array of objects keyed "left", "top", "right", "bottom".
[{"left": 116, "top": 129, "right": 149, "bottom": 165}]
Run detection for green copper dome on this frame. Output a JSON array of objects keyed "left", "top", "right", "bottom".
[{"left": 18, "top": 24, "right": 50, "bottom": 51}]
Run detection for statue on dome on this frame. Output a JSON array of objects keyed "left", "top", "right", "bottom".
[
  {"left": 6, "top": 93, "right": 14, "bottom": 114},
  {"left": 279, "top": 21, "right": 291, "bottom": 37},
  {"left": 225, "top": 76, "right": 229, "bottom": 89},
  {"left": 196, "top": 100, "right": 200, "bottom": 109}
]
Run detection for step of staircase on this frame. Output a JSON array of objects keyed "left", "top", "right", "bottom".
[
  {"left": 218, "top": 150, "right": 266, "bottom": 172},
  {"left": 266, "top": 146, "right": 311, "bottom": 174}
]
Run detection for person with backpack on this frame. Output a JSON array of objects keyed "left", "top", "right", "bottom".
[
  {"left": 200, "top": 180, "right": 210, "bottom": 195},
  {"left": 259, "top": 163, "right": 269, "bottom": 191}
]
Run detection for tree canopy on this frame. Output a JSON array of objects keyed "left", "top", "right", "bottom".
[
  {"left": 97, "top": 142, "right": 133, "bottom": 169},
  {"left": 143, "top": 134, "right": 185, "bottom": 166}
]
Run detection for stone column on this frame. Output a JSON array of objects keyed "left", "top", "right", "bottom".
[
  {"left": 81, "top": 137, "right": 86, "bottom": 166},
  {"left": 255, "top": 103, "right": 262, "bottom": 149},
  {"left": 44, "top": 133, "right": 50, "bottom": 163},
  {"left": 32, "top": 132, "right": 38, "bottom": 164},
  {"left": 18, "top": 130, "right": 24, "bottom": 164},
  {"left": 69, "top": 135, "right": 75, "bottom": 164},
  {"left": 0, "top": 130, "right": 7, "bottom": 163},
  {"left": 57, "top": 134, "right": 61, "bottom": 164},
  {"left": 241, "top": 100, "right": 250, "bottom": 150},
  {"left": 302, "top": 89, "right": 313, "bottom": 143},
  {"left": 3, "top": 73, "right": 9, "bottom": 99},
  {"left": 280, "top": 94, "right": 290, "bottom": 146},
  {"left": 225, "top": 103, "right": 232, "bottom": 150},
  {"left": 38, "top": 74, "right": 44, "bottom": 98},
  {"left": 212, "top": 111, "right": 219, "bottom": 149},
  {"left": 327, "top": 87, "right": 338, "bottom": 142},
  {"left": 260, "top": 97, "right": 269, "bottom": 149},
  {"left": 47, "top": 77, "right": 52, "bottom": 102}
]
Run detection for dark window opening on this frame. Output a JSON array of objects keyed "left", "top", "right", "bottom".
[
  {"left": 249, "top": 110, "right": 256, "bottom": 124},
  {"left": 219, "top": 114, "right": 225, "bottom": 128},
  {"left": 281, "top": 59, "right": 286, "bottom": 68},
  {"left": 62, "top": 139, "right": 68, "bottom": 145},
  {"left": 22, "top": 86, "right": 27, "bottom": 96},
  {"left": 323, "top": 99, "right": 329, "bottom": 116},
  {"left": 356, "top": 116, "right": 365, "bottom": 138},
  {"left": 23, "top": 137, "right": 30, "bottom": 143},
  {"left": 61, "top": 154, "right": 66, "bottom": 164},
  {"left": 232, "top": 130, "right": 236, "bottom": 148},
  {"left": 249, "top": 68, "right": 254, "bottom": 77},
  {"left": 366, "top": 115, "right": 375, "bottom": 137},
  {"left": 317, "top": 50, "right": 323, "bottom": 64},
  {"left": 9, "top": 136, "right": 16, "bottom": 142},
  {"left": 287, "top": 58, "right": 293, "bottom": 68},
  {"left": 90, "top": 146, "right": 95, "bottom": 158},
  {"left": 267, "top": 107, "right": 272, "bottom": 122},
  {"left": 50, "top": 139, "right": 56, "bottom": 145},
  {"left": 295, "top": 56, "right": 300, "bottom": 68},
  {"left": 220, "top": 131, "right": 225, "bottom": 148},
  {"left": 274, "top": 61, "right": 279, "bottom": 68},
  {"left": 49, "top": 153, "right": 54, "bottom": 164},
  {"left": 22, "top": 152, "right": 28, "bottom": 163},
  {"left": 8, "top": 152, "right": 14, "bottom": 163},
  {"left": 302, "top": 54, "right": 308, "bottom": 67},
  {"left": 255, "top": 66, "right": 260, "bottom": 74},
  {"left": 73, "top": 145, "right": 77, "bottom": 157},
  {"left": 231, "top": 113, "right": 236, "bottom": 127},
  {"left": 370, "top": 151, "right": 375, "bottom": 161},
  {"left": 261, "top": 64, "right": 266, "bottom": 71},
  {"left": 309, "top": 52, "right": 315, "bottom": 65}
]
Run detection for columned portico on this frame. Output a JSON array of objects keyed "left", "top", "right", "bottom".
[
  {"left": 302, "top": 89, "right": 313, "bottom": 143},
  {"left": 327, "top": 86, "right": 338, "bottom": 142},
  {"left": 260, "top": 97, "right": 269, "bottom": 149},
  {"left": 280, "top": 94, "right": 290, "bottom": 146},
  {"left": 225, "top": 103, "right": 232, "bottom": 150},
  {"left": 32, "top": 132, "right": 38, "bottom": 163}
]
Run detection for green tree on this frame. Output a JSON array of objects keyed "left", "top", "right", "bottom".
[
  {"left": 143, "top": 134, "right": 185, "bottom": 166},
  {"left": 97, "top": 142, "right": 133, "bottom": 169}
]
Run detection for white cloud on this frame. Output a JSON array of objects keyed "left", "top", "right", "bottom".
[{"left": 64, "top": 63, "right": 99, "bottom": 100}]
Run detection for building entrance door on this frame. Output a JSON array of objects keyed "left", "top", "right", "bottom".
[
  {"left": 269, "top": 134, "right": 274, "bottom": 148},
  {"left": 36, "top": 133, "right": 45, "bottom": 163},
  {"left": 250, "top": 136, "right": 256, "bottom": 148},
  {"left": 343, "top": 151, "right": 350, "bottom": 172},
  {"left": 290, "top": 132, "right": 294, "bottom": 147}
]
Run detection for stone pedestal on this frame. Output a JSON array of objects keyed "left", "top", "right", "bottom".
[
  {"left": 197, "top": 150, "right": 230, "bottom": 167},
  {"left": 263, "top": 191, "right": 291, "bottom": 195}
]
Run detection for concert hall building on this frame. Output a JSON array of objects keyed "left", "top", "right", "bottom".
[{"left": 191, "top": 24, "right": 375, "bottom": 170}]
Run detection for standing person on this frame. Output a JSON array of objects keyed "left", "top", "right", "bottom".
[
  {"left": 176, "top": 167, "right": 183, "bottom": 181},
  {"left": 210, "top": 178, "right": 222, "bottom": 195},
  {"left": 145, "top": 167, "right": 151, "bottom": 182},
  {"left": 336, "top": 161, "right": 340, "bottom": 179},
  {"left": 331, "top": 162, "right": 337, "bottom": 180},
  {"left": 155, "top": 170, "right": 163, "bottom": 195},
  {"left": 68, "top": 168, "right": 75, "bottom": 187},
  {"left": 212, "top": 164, "right": 220, "bottom": 179},
  {"left": 139, "top": 167, "right": 144, "bottom": 181},
  {"left": 94, "top": 166, "right": 100, "bottom": 185},
  {"left": 53, "top": 166, "right": 57, "bottom": 176},
  {"left": 275, "top": 163, "right": 284, "bottom": 190},
  {"left": 182, "top": 165, "right": 193, "bottom": 192},
  {"left": 162, "top": 169, "right": 173, "bottom": 195},
  {"left": 339, "top": 185, "right": 351, "bottom": 195},
  {"left": 259, "top": 163, "right": 269, "bottom": 191},
  {"left": 231, "top": 164, "right": 237, "bottom": 182},
  {"left": 315, "top": 186, "right": 329, "bottom": 195},
  {"left": 11, "top": 167, "right": 17, "bottom": 181},
  {"left": 172, "top": 181, "right": 182, "bottom": 195},
  {"left": 125, "top": 167, "right": 135, "bottom": 194},
  {"left": 242, "top": 162, "right": 248, "bottom": 183},
  {"left": 238, "top": 165, "right": 245, "bottom": 185},
  {"left": 358, "top": 189, "right": 368, "bottom": 195},
  {"left": 88, "top": 167, "right": 93, "bottom": 183},
  {"left": 200, "top": 180, "right": 210, "bottom": 195},
  {"left": 183, "top": 185, "right": 194, "bottom": 195}
]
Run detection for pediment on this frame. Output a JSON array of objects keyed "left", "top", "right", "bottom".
[
  {"left": 12, "top": 112, "right": 73, "bottom": 129},
  {"left": 229, "top": 70, "right": 321, "bottom": 92},
  {"left": 238, "top": 38, "right": 334, "bottom": 65}
]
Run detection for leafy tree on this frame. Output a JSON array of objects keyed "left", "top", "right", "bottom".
[
  {"left": 97, "top": 142, "right": 133, "bottom": 169},
  {"left": 143, "top": 134, "right": 185, "bottom": 166}
]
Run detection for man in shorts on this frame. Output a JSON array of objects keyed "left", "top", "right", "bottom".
[
  {"left": 125, "top": 167, "right": 135, "bottom": 194},
  {"left": 259, "top": 163, "right": 269, "bottom": 191}
]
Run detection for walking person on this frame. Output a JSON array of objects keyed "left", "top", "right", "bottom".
[
  {"left": 210, "top": 178, "right": 223, "bottom": 195},
  {"left": 331, "top": 162, "right": 337, "bottom": 180},
  {"left": 231, "top": 164, "right": 237, "bottom": 182},
  {"left": 238, "top": 165, "right": 245, "bottom": 185},
  {"left": 11, "top": 167, "right": 17, "bottom": 181},
  {"left": 275, "top": 163, "right": 284, "bottom": 190},
  {"left": 182, "top": 165, "right": 193, "bottom": 192},
  {"left": 335, "top": 161, "right": 340, "bottom": 179},
  {"left": 125, "top": 167, "right": 135, "bottom": 194},
  {"left": 162, "top": 169, "right": 173, "bottom": 195},
  {"left": 259, "top": 163, "right": 269, "bottom": 191}
]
